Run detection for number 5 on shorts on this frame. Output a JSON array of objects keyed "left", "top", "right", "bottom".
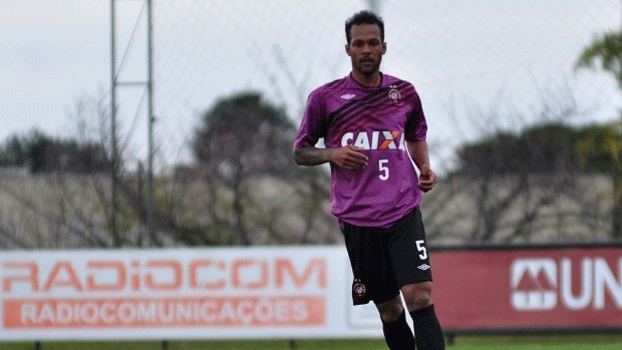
[{"left": 415, "top": 239, "right": 428, "bottom": 260}]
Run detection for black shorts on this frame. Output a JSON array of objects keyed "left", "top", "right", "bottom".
[{"left": 341, "top": 206, "right": 433, "bottom": 305}]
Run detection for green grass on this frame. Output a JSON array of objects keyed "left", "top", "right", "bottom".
[
  {"left": 449, "top": 334, "right": 622, "bottom": 350},
  {"left": 1, "top": 335, "right": 621, "bottom": 350},
  {"left": 0, "top": 339, "right": 384, "bottom": 350}
]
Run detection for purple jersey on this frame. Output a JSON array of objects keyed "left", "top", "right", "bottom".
[{"left": 294, "top": 73, "right": 428, "bottom": 227}]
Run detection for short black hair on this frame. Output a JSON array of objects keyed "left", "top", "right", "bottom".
[{"left": 345, "top": 10, "right": 385, "bottom": 44}]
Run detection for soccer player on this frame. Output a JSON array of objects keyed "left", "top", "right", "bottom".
[{"left": 293, "top": 10, "right": 445, "bottom": 350}]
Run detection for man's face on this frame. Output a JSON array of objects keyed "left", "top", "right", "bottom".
[{"left": 346, "top": 23, "right": 386, "bottom": 76}]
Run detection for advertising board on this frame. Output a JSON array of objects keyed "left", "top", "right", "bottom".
[
  {"left": 432, "top": 245, "right": 622, "bottom": 333},
  {"left": 1, "top": 245, "right": 621, "bottom": 340}
]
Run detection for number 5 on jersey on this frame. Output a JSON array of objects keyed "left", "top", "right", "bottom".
[{"left": 379, "top": 159, "right": 389, "bottom": 180}]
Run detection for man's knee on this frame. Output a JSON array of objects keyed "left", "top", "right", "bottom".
[
  {"left": 375, "top": 295, "right": 404, "bottom": 323},
  {"left": 401, "top": 281, "right": 433, "bottom": 311}
]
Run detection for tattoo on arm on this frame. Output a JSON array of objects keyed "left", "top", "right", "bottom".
[{"left": 294, "top": 147, "right": 332, "bottom": 166}]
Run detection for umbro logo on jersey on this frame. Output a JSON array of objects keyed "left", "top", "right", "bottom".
[
  {"left": 341, "top": 93, "right": 356, "bottom": 100},
  {"left": 417, "top": 264, "right": 431, "bottom": 271}
]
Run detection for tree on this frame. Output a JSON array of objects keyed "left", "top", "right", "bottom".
[
  {"left": 192, "top": 91, "right": 299, "bottom": 180},
  {"left": 0, "top": 95, "right": 132, "bottom": 249},
  {"left": 0, "top": 129, "right": 111, "bottom": 174},
  {"left": 0, "top": 90, "right": 338, "bottom": 249},
  {"left": 574, "top": 122, "right": 622, "bottom": 238},
  {"left": 575, "top": 31, "right": 622, "bottom": 88},
  {"left": 575, "top": 29, "right": 622, "bottom": 238},
  {"left": 192, "top": 91, "right": 294, "bottom": 246},
  {"left": 0, "top": 134, "right": 27, "bottom": 167},
  {"left": 189, "top": 91, "right": 335, "bottom": 246},
  {"left": 456, "top": 123, "right": 578, "bottom": 176},
  {"left": 450, "top": 122, "right": 619, "bottom": 241},
  {"left": 453, "top": 123, "right": 579, "bottom": 241}
]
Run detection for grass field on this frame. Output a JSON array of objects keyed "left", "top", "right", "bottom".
[{"left": 1, "top": 334, "right": 622, "bottom": 350}]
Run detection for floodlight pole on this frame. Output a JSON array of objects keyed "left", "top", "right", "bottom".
[
  {"left": 110, "top": 0, "right": 156, "bottom": 246},
  {"left": 146, "top": 0, "right": 155, "bottom": 246},
  {"left": 110, "top": 0, "right": 118, "bottom": 240}
]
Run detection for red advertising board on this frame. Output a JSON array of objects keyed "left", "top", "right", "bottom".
[{"left": 431, "top": 245, "right": 622, "bottom": 332}]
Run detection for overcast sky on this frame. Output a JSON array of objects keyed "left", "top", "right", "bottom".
[{"left": 1, "top": 0, "right": 621, "bottom": 172}]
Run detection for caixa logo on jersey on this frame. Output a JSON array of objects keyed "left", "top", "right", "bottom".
[
  {"left": 510, "top": 257, "right": 622, "bottom": 311},
  {"left": 341, "top": 131, "right": 404, "bottom": 150}
]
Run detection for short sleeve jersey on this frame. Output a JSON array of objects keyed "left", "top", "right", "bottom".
[{"left": 294, "top": 73, "right": 428, "bottom": 228}]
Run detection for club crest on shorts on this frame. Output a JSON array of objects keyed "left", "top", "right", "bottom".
[
  {"left": 353, "top": 281, "right": 367, "bottom": 297},
  {"left": 388, "top": 85, "right": 401, "bottom": 103}
]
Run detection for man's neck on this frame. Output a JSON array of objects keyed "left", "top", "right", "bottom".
[{"left": 351, "top": 71, "right": 382, "bottom": 87}]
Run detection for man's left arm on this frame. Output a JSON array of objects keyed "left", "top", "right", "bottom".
[{"left": 406, "top": 140, "right": 437, "bottom": 192}]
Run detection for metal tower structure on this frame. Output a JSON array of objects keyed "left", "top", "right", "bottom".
[{"left": 110, "top": 0, "right": 155, "bottom": 246}]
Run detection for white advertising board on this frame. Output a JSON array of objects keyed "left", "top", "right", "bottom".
[{"left": 0, "top": 247, "right": 383, "bottom": 340}]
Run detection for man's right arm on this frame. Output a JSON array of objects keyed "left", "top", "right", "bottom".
[
  {"left": 293, "top": 147, "right": 333, "bottom": 166},
  {"left": 294, "top": 145, "right": 369, "bottom": 170}
]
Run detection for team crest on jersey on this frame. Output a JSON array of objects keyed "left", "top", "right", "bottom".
[
  {"left": 353, "top": 281, "right": 367, "bottom": 298},
  {"left": 388, "top": 85, "right": 401, "bottom": 103}
]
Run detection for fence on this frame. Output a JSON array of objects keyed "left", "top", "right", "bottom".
[{"left": 109, "top": 0, "right": 622, "bottom": 173}]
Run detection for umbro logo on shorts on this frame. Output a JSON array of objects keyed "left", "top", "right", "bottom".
[{"left": 417, "top": 264, "right": 431, "bottom": 271}]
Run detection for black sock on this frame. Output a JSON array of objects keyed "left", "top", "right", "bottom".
[
  {"left": 409, "top": 304, "right": 445, "bottom": 350},
  {"left": 381, "top": 310, "right": 415, "bottom": 350}
]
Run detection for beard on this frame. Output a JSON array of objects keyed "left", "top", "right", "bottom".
[{"left": 353, "top": 55, "right": 382, "bottom": 76}]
